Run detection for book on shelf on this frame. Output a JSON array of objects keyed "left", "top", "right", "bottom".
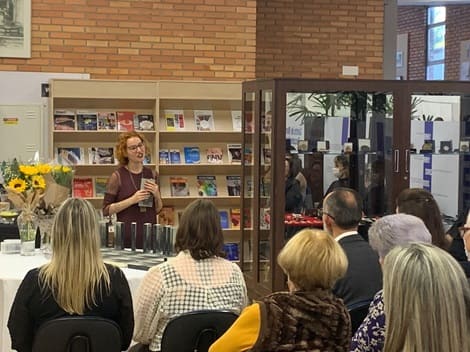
[
  {"left": 164, "top": 110, "right": 185, "bottom": 131},
  {"left": 262, "top": 147, "right": 271, "bottom": 165},
  {"left": 194, "top": 110, "right": 215, "bottom": 131},
  {"left": 72, "top": 177, "right": 94, "bottom": 198},
  {"left": 184, "top": 146, "right": 201, "bottom": 164},
  {"left": 55, "top": 147, "right": 84, "bottom": 166},
  {"left": 243, "top": 208, "right": 252, "bottom": 229},
  {"left": 138, "top": 178, "right": 154, "bottom": 207},
  {"left": 53, "top": 110, "right": 76, "bottom": 131},
  {"left": 219, "top": 210, "right": 230, "bottom": 229},
  {"left": 261, "top": 110, "right": 272, "bottom": 133},
  {"left": 231, "top": 110, "right": 242, "bottom": 132},
  {"left": 97, "top": 111, "right": 117, "bottom": 130},
  {"left": 245, "top": 111, "right": 254, "bottom": 133},
  {"left": 76, "top": 111, "right": 98, "bottom": 131},
  {"left": 169, "top": 149, "right": 182, "bottom": 164},
  {"left": 116, "top": 111, "right": 135, "bottom": 131},
  {"left": 261, "top": 176, "right": 270, "bottom": 197},
  {"left": 224, "top": 243, "right": 239, "bottom": 261},
  {"left": 94, "top": 176, "right": 108, "bottom": 198},
  {"left": 134, "top": 114, "right": 154, "bottom": 131},
  {"left": 88, "top": 147, "right": 115, "bottom": 165},
  {"left": 244, "top": 146, "right": 253, "bottom": 164},
  {"left": 158, "top": 206, "right": 175, "bottom": 225},
  {"left": 169, "top": 176, "right": 189, "bottom": 196},
  {"left": 245, "top": 178, "right": 253, "bottom": 197},
  {"left": 143, "top": 151, "right": 152, "bottom": 165},
  {"left": 227, "top": 144, "right": 242, "bottom": 164},
  {"left": 230, "top": 208, "right": 241, "bottom": 229},
  {"left": 226, "top": 175, "right": 241, "bottom": 196},
  {"left": 260, "top": 207, "right": 271, "bottom": 230},
  {"left": 159, "top": 149, "right": 170, "bottom": 164},
  {"left": 197, "top": 175, "right": 218, "bottom": 197},
  {"left": 206, "top": 147, "right": 223, "bottom": 164}
]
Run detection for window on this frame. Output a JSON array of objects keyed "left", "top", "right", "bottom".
[{"left": 426, "top": 7, "right": 446, "bottom": 80}]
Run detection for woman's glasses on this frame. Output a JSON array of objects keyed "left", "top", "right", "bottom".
[{"left": 127, "top": 142, "right": 145, "bottom": 151}]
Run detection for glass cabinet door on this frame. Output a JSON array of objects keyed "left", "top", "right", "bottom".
[
  {"left": 407, "top": 92, "right": 470, "bottom": 222},
  {"left": 284, "top": 90, "right": 394, "bottom": 227},
  {"left": 259, "top": 90, "right": 272, "bottom": 285},
  {"left": 242, "top": 91, "right": 255, "bottom": 274}
]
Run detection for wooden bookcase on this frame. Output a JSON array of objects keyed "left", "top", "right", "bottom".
[
  {"left": 157, "top": 80, "right": 242, "bottom": 249},
  {"left": 49, "top": 79, "right": 242, "bottom": 251}
]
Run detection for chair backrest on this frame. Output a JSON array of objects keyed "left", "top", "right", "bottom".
[
  {"left": 160, "top": 310, "right": 238, "bottom": 352},
  {"left": 32, "top": 316, "right": 122, "bottom": 352},
  {"left": 347, "top": 299, "right": 372, "bottom": 334}
]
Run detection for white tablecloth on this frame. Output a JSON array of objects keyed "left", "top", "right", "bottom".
[{"left": 0, "top": 251, "right": 146, "bottom": 352}]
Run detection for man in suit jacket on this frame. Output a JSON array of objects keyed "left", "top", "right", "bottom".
[{"left": 322, "top": 187, "right": 382, "bottom": 306}]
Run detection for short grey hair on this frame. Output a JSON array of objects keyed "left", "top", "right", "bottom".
[{"left": 368, "top": 213, "right": 432, "bottom": 259}]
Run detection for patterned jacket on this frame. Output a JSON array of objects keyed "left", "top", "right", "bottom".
[{"left": 133, "top": 251, "right": 248, "bottom": 351}]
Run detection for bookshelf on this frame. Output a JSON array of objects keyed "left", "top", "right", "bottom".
[
  {"left": 49, "top": 79, "right": 158, "bottom": 209},
  {"left": 157, "top": 80, "right": 243, "bottom": 248},
  {"left": 49, "top": 79, "right": 243, "bottom": 251}
]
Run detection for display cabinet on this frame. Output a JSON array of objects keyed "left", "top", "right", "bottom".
[{"left": 241, "top": 78, "right": 470, "bottom": 296}]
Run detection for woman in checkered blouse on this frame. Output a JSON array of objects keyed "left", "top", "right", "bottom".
[{"left": 131, "top": 199, "right": 248, "bottom": 352}]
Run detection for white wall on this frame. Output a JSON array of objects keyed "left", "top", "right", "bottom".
[{"left": 0, "top": 71, "right": 89, "bottom": 161}]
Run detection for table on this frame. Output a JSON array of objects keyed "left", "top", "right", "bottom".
[{"left": 0, "top": 251, "right": 147, "bottom": 352}]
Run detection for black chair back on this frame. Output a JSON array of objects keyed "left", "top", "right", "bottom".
[
  {"left": 32, "top": 316, "right": 122, "bottom": 352},
  {"left": 160, "top": 310, "right": 238, "bottom": 352},
  {"left": 347, "top": 299, "right": 372, "bottom": 334}
]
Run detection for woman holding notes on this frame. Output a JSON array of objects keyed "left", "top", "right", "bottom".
[{"left": 103, "top": 131, "right": 163, "bottom": 249}]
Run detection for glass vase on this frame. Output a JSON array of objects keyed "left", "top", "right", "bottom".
[
  {"left": 37, "top": 214, "right": 55, "bottom": 259},
  {"left": 17, "top": 210, "right": 38, "bottom": 256}
]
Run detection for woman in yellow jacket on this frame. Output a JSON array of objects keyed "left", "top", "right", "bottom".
[{"left": 209, "top": 228, "right": 351, "bottom": 352}]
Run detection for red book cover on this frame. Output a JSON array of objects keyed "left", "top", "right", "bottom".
[
  {"left": 72, "top": 177, "right": 94, "bottom": 198},
  {"left": 116, "top": 111, "right": 135, "bottom": 131}
]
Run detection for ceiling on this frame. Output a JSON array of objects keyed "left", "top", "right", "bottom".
[{"left": 398, "top": 0, "right": 470, "bottom": 5}]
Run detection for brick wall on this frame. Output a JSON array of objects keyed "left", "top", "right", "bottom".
[
  {"left": 397, "top": 6, "right": 426, "bottom": 80},
  {"left": 256, "top": 0, "right": 384, "bottom": 79},
  {"left": 398, "top": 5, "right": 470, "bottom": 81},
  {"left": 446, "top": 6, "right": 470, "bottom": 80},
  {"left": 0, "top": 0, "right": 257, "bottom": 81}
]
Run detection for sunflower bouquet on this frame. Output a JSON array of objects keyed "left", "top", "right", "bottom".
[{"left": 0, "top": 159, "right": 72, "bottom": 215}]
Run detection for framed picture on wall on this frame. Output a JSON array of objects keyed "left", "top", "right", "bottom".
[{"left": 0, "top": 0, "right": 31, "bottom": 58}]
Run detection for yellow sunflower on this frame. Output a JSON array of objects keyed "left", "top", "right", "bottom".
[
  {"left": 8, "top": 178, "right": 27, "bottom": 193},
  {"left": 36, "top": 163, "right": 52, "bottom": 174},
  {"left": 19, "top": 165, "right": 39, "bottom": 176},
  {"left": 31, "top": 175, "right": 46, "bottom": 189}
]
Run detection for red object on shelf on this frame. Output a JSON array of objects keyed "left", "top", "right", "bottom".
[{"left": 284, "top": 213, "right": 323, "bottom": 228}]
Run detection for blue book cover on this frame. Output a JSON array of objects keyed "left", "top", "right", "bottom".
[
  {"left": 219, "top": 210, "right": 229, "bottom": 229},
  {"left": 159, "top": 149, "right": 170, "bottom": 164},
  {"left": 169, "top": 149, "right": 181, "bottom": 164},
  {"left": 184, "top": 146, "right": 201, "bottom": 164}
]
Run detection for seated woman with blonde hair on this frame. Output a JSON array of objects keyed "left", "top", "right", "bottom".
[
  {"left": 382, "top": 243, "right": 470, "bottom": 352},
  {"left": 209, "top": 229, "right": 351, "bottom": 352},
  {"left": 8, "top": 198, "right": 134, "bottom": 351}
]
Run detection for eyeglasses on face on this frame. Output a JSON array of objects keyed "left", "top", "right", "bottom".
[
  {"left": 319, "top": 209, "right": 335, "bottom": 220},
  {"left": 127, "top": 142, "right": 145, "bottom": 151}
]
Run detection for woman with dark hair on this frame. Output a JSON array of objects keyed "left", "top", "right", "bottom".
[
  {"left": 132, "top": 199, "right": 248, "bottom": 352},
  {"left": 285, "top": 158, "right": 303, "bottom": 213},
  {"left": 103, "top": 131, "right": 163, "bottom": 248},
  {"left": 396, "top": 188, "right": 466, "bottom": 261},
  {"left": 324, "top": 154, "right": 350, "bottom": 198}
]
